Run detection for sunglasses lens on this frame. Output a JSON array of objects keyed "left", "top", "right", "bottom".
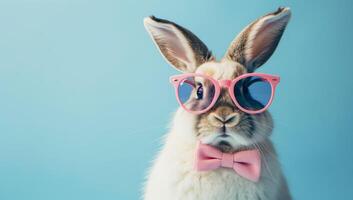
[
  {"left": 233, "top": 76, "right": 272, "bottom": 111},
  {"left": 178, "top": 75, "right": 215, "bottom": 112}
]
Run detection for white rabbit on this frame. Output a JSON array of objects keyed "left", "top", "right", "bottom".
[{"left": 143, "top": 7, "right": 292, "bottom": 200}]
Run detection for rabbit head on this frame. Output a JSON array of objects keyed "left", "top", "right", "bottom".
[{"left": 144, "top": 7, "right": 291, "bottom": 152}]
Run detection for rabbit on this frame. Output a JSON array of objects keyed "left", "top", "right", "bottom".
[{"left": 142, "top": 7, "right": 292, "bottom": 200}]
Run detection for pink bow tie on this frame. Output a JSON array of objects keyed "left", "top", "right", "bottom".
[{"left": 195, "top": 142, "right": 261, "bottom": 182}]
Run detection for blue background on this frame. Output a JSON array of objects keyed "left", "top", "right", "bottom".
[{"left": 1, "top": 0, "right": 352, "bottom": 199}]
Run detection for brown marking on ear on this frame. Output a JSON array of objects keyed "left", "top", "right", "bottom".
[
  {"left": 157, "top": 16, "right": 215, "bottom": 67},
  {"left": 225, "top": 23, "right": 254, "bottom": 65},
  {"left": 264, "top": 7, "right": 287, "bottom": 17},
  {"left": 152, "top": 35, "right": 189, "bottom": 72},
  {"left": 223, "top": 7, "right": 291, "bottom": 72},
  {"left": 144, "top": 16, "right": 214, "bottom": 72}
]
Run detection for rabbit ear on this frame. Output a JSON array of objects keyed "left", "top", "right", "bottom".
[
  {"left": 224, "top": 7, "right": 291, "bottom": 72},
  {"left": 144, "top": 16, "right": 213, "bottom": 73}
]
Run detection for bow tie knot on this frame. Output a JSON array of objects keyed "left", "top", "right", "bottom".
[
  {"left": 221, "top": 153, "right": 234, "bottom": 168},
  {"left": 195, "top": 142, "right": 261, "bottom": 182}
]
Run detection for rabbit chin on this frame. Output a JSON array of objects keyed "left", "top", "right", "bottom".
[{"left": 199, "top": 131, "right": 263, "bottom": 153}]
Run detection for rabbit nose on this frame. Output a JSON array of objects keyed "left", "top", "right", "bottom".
[{"left": 208, "top": 112, "right": 240, "bottom": 128}]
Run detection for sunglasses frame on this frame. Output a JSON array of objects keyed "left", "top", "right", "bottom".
[{"left": 169, "top": 73, "right": 280, "bottom": 115}]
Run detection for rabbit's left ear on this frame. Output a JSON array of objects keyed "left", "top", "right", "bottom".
[
  {"left": 224, "top": 7, "right": 291, "bottom": 72},
  {"left": 144, "top": 16, "right": 213, "bottom": 73}
]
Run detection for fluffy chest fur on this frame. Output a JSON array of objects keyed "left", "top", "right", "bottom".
[{"left": 143, "top": 109, "right": 288, "bottom": 200}]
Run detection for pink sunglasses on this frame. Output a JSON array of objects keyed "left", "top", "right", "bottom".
[{"left": 170, "top": 73, "right": 280, "bottom": 114}]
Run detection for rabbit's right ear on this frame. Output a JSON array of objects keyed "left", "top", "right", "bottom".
[{"left": 144, "top": 16, "right": 213, "bottom": 73}]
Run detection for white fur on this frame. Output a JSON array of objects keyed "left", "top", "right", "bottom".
[{"left": 143, "top": 108, "right": 290, "bottom": 200}]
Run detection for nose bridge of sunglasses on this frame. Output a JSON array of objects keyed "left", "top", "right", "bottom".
[{"left": 219, "top": 80, "right": 232, "bottom": 88}]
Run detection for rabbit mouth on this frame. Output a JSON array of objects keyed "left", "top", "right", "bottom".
[
  {"left": 212, "top": 138, "right": 256, "bottom": 153},
  {"left": 201, "top": 131, "right": 254, "bottom": 153},
  {"left": 215, "top": 140, "right": 233, "bottom": 153}
]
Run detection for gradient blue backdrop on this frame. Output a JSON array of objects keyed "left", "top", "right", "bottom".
[{"left": 1, "top": 0, "right": 352, "bottom": 199}]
